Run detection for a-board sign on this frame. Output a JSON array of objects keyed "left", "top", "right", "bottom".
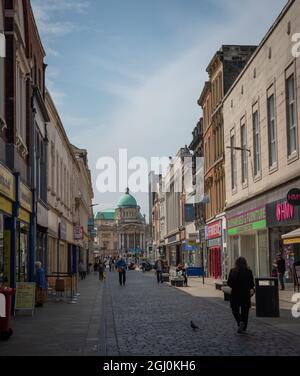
[{"left": 14, "top": 282, "right": 35, "bottom": 315}]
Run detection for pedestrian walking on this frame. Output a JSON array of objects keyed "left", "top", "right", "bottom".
[
  {"left": 34, "top": 261, "right": 47, "bottom": 307},
  {"left": 154, "top": 258, "right": 163, "bottom": 284},
  {"left": 98, "top": 261, "right": 105, "bottom": 281},
  {"left": 227, "top": 257, "right": 255, "bottom": 334},
  {"left": 79, "top": 260, "right": 86, "bottom": 280},
  {"left": 275, "top": 253, "right": 286, "bottom": 290},
  {"left": 116, "top": 256, "right": 127, "bottom": 286}
]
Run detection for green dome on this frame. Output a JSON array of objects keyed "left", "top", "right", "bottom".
[{"left": 117, "top": 189, "right": 137, "bottom": 208}]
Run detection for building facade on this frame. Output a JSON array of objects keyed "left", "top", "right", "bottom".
[
  {"left": 224, "top": 0, "right": 300, "bottom": 278},
  {"left": 46, "top": 92, "right": 94, "bottom": 276},
  {"left": 189, "top": 119, "right": 205, "bottom": 269},
  {"left": 199, "top": 45, "right": 257, "bottom": 280},
  {"left": 95, "top": 190, "right": 146, "bottom": 258}
]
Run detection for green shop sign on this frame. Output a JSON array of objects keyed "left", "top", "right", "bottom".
[{"left": 228, "top": 206, "right": 266, "bottom": 235}]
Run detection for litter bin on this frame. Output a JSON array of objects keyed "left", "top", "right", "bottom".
[
  {"left": 255, "top": 277, "right": 279, "bottom": 317},
  {"left": 0, "top": 287, "right": 16, "bottom": 341}
]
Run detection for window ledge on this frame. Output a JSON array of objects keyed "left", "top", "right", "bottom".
[
  {"left": 253, "top": 173, "right": 262, "bottom": 183},
  {"left": 287, "top": 151, "right": 299, "bottom": 165},
  {"left": 241, "top": 181, "right": 248, "bottom": 190},
  {"left": 268, "top": 164, "right": 278, "bottom": 175}
]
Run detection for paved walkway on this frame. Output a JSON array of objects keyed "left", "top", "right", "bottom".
[
  {"left": 0, "top": 274, "right": 104, "bottom": 356},
  {"left": 1, "top": 270, "right": 300, "bottom": 356}
]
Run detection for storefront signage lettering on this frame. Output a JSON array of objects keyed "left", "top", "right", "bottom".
[
  {"left": 267, "top": 199, "right": 300, "bottom": 228},
  {"left": 276, "top": 201, "right": 295, "bottom": 222},
  {"left": 287, "top": 188, "right": 300, "bottom": 207},
  {"left": 20, "top": 183, "right": 32, "bottom": 213},
  {"left": 0, "top": 163, "right": 15, "bottom": 201},
  {"left": 206, "top": 220, "right": 222, "bottom": 240},
  {"left": 227, "top": 207, "right": 266, "bottom": 235}
]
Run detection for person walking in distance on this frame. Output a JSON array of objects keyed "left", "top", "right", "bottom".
[
  {"left": 34, "top": 261, "right": 47, "bottom": 307},
  {"left": 98, "top": 260, "right": 105, "bottom": 281},
  {"left": 155, "top": 258, "right": 163, "bottom": 284},
  {"left": 227, "top": 257, "right": 255, "bottom": 334},
  {"left": 116, "top": 256, "right": 127, "bottom": 286},
  {"left": 275, "top": 253, "right": 286, "bottom": 291},
  {"left": 79, "top": 260, "right": 85, "bottom": 280}
]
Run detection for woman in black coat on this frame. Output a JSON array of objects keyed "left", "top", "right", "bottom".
[{"left": 227, "top": 257, "right": 255, "bottom": 334}]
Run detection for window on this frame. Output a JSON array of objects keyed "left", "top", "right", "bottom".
[
  {"left": 230, "top": 130, "right": 237, "bottom": 190},
  {"left": 267, "top": 94, "right": 277, "bottom": 167},
  {"left": 56, "top": 154, "right": 59, "bottom": 197},
  {"left": 240, "top": 122, "right": 248, "bottom": 184},
  {"left": 51, "top": 143, "right": 55, "bottom": 191},
  {"left": 253, "top": 109, "right": 261, "bottom": 176},
  {"left": 286, "top": 74, "right": 297, "bottom": 156},
  {"left": 16, "top": 63, "right": 26, "bottom": 142}
]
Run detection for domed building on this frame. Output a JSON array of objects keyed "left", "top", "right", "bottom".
[{"left": 95, "top": 189, "right": 146, "bottom": 257}]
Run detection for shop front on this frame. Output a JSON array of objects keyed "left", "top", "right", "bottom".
[
  {"left": 0, "top": 163, "right": 15, "bottom": 286},
  {"left": 36, "top": 202, "right": 48, "bottom": 271},
  {"left": 17, "top": 182, "right": 32, "bottom": 283},
  {"left": 165, "top": 234, "right": 180, "bottom": 268},
  {"left": 205, "top": 220, "right": 223, "bottom": 279},
  {"left": 227, "top": 206, "right": 268, "bottom": 277},
  {"left": 267, "top": 197, "right": 300, "bottom": 281}
]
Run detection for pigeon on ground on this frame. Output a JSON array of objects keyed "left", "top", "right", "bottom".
[{"left": 190, "top": 321, "right": 199, "bottom": 330}]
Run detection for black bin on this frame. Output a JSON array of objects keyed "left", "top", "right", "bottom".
[{"left": 255, "top": 277, "right": 280, "bottom": 317}]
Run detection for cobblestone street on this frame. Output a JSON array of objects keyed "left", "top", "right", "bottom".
[{"left": 1, "top": 270, "right": 300, "bottom": 356}]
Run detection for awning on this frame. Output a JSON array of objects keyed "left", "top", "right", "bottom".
[{"left": 282, "top": 228, "right": 300, "bottom": 245}]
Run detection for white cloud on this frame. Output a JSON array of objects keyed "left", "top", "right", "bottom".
[{"left": 73, "top": 0, "right": 287, "bottom": 216}]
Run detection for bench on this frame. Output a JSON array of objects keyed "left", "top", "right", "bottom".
[
  {"left": 171, "top": 278, "right": 185, "bottom": 287},
  {"left": 215, "top": 281, "right": 227, "bottom": 290}
]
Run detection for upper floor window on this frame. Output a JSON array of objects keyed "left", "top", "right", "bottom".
[
  {"left": 267, "top": 92, "right": 277, "bottom": 168},
  {"left": 252, "top": 108, "right": 261, "bottom": 177},
  {"left": 240, "top": 121, "right": 248, "bottom": 184},
  {"left": 16, "top": 63, "right": 26, "bottom": 143},
  {"left": 230, "top": 129, "right": 237, "bottom": 191},
  {"left": 286, "top": 73, "right": 297, "bottom": 156}
]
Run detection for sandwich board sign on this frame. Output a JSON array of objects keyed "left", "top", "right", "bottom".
[{"left": 14, "top": 282, "right": 35, "bottom": 316}]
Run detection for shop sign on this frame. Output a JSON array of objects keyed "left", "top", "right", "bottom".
[
  {"left": 166, "top": 234, "right": 177, "bottom": 244},
  {"left": 287, "top": 188, "right": 300, "bottom": 207},
  {"left": 74, "top": 225, "right": 83, "bottom": 240},
  {"left": 20, "top": 182, "right": 32, "bottom": 213},
  {"left": 267, "top": 199, "right": 300, "bottom": 227},
  {"left": 0, "top": 196, "right": 13, "bottom": 215},
  {"left": 206, "top": 220, "right": 222, "bottom": 240},
  {"left": 59, "top": 222, "right": 67, "bottom": 241},
  {"left": 183, "top": 239, "right": 197, "bottom": 251},
  {"left": 0, "top": 163, "right": 15, "bottom": 201},
  {"left": 227, "top": 206, "right": 266, "bottom": 235},
  {"left": 208, "top": 237, "right": 222, "bottom": 248},
  {"left": 14, "top": 282, "right": 35, "bottom": 315}
]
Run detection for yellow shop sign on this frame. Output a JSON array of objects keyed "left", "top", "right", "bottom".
[
  {"left": 20, "top": 182, "right": 32, "bottom": 213},
  {"left": 0, "top": 163, "right": 15, "bottom": 201}
]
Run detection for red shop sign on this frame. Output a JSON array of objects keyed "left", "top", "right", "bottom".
[
  {"left": 276, "top": 201, "right": 295, "bottom": 222},
  {"left": 207, "top": 220, "right": 222, "bottom": 239}
]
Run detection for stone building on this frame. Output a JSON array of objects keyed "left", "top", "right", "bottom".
[
  {"left": 198, "top": 45, "right": 257, "bottom": 280},
  {"left": 224, "top": 0, "right": 300, "bottom": 279},
  {"left": 46, "top": 91, "right": 94, "bottom": 275},
  {"left": 95, "top": 189, "right": 146, "bottom": 258}
]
